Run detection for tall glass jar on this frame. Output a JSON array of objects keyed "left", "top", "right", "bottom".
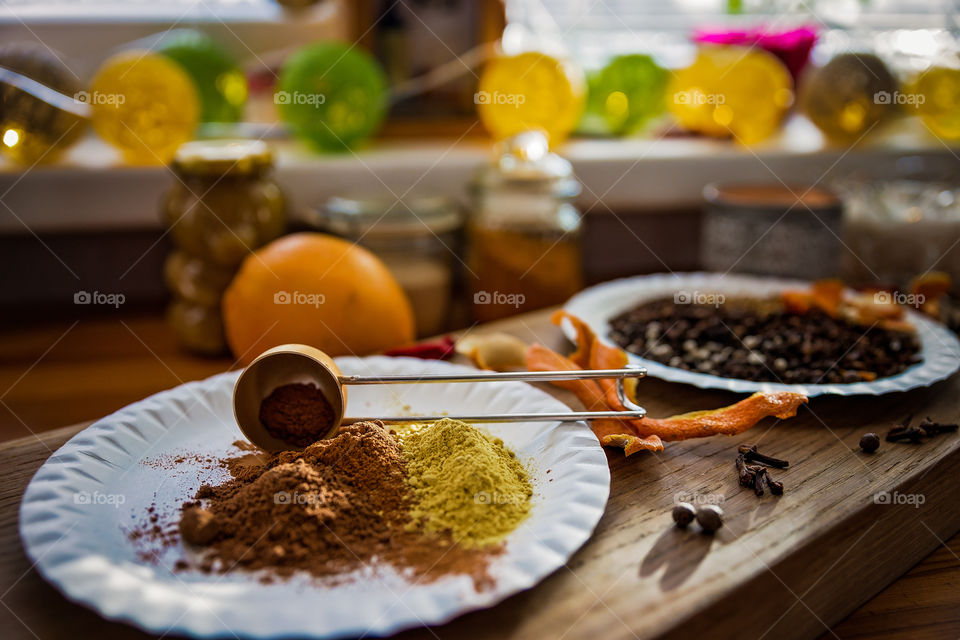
[
  {"left": 467, "top": 131, "right": 583, "bottom": 322},
  {"left": 310, "top": 196, "right": 463, "bottom": 337},
  {"left": 161, "top": 139, "right": 286, "bottom": 354}
]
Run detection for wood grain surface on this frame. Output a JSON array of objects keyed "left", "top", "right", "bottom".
[{"left": 1, "top": 310, "right": 959, "bottom": 639}]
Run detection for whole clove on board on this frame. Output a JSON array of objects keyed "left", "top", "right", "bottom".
[
  {"left": 917, "top": 417, "right": 959, "bottom": 437},
  {"left": 887, "top": 416, "right": 958, "bottom": 444},
  {"left": 751, "top": 467, "right": 767, "bottom": 497},
  {"left": 886, "top": 424, "right": 924, "bottom": 443},
  {"left": 764, "top": 474, "right": 784, "bottom": 495},
  {"left": 738, "top": 444, "right": 790, "bottom": 468},
  {"left": 735, "top": 454, "right": 755, "bottom": 486},
  {"left": 735, "top": 445, "right": 787, "bottom": 497}
]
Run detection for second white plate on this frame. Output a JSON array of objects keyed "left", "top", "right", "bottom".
[{"left": 563, "top": 272, "right": 960, "bottom": 397}]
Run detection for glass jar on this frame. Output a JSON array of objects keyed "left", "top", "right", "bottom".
[
  {"left": 836, "top": 157, "right": 960, "bottom": 288},
  {"left": 161, "top": 139, "right": 286, "bottom": 354},
  {"left": 702, "top": 183, "right": 844, "bottom": 280},
  {"left": 310, "top": 196, "right": 463, "bottom": 337},
  {"left": 467, "top": 131, "right": 583, "bottom": 322}
]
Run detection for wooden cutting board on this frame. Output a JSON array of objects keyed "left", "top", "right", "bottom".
[{"left": 2, "top": 311, "right": 959, "bottom": 639}]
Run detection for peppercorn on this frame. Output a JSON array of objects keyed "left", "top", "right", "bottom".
[
  {"left": 672, "top": 502, "right": 696, "bottom": 528},
  {"left": 859, "top": 432, "right": 880, "bottom": 453},
  {"left": 695, "top": 504, "right": 724, "bottom": 533}
]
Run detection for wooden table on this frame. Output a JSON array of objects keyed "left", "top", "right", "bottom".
[{"left": 1, "top": 311, "right": 959, "bottom": 639}]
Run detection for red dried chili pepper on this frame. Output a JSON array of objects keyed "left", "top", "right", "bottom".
[{"left": 384, "top": 335, "right": 456, "bottom": 360}]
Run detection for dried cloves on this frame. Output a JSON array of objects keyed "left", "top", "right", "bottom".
[
  {"left": 752, "top": 467, "right": 766, "bottom": 497},
  {"left": 735, "top": 446, "right": 786, "bottom": 497},
  {"left": 736, "top": 454, "right": 755, "bottom": 487},
  {"left": 764, "top": 474, "right": 784, "bottom": 495},
  {"left": 886, "top": 426, "right": 924, "bottom": 443},
  {"left": 887, "top": 416, "right": 958, "bottom": 444},
  {"left": 738, "top": 444, "right": 790, "bottom": 469},
  {"left": 917, "top": 417, "right": 959, "bottom": 437}
]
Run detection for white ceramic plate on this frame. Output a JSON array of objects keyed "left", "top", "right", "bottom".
[
  {"left": 20, "top": 356, "right": 609, "bottom": 638},
  {"left": 563, "top": 272, "right": 960, "bottom": 397}
]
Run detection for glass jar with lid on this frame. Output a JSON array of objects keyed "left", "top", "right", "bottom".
[
  {"left": 467, "top": 131, "right": 583, "bottom": 322},
  {"left": 837, "top": 156, "right": 960, "bottom": 287},
  {"left": 161, "top": 139, "right": 286, "bottom": 354},
  {"left": 310, "top": 196, "right": 464, "bottom": 337}
]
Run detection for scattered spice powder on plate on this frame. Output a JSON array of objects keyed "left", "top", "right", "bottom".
[{"left": 170, "top": 420, "right": 524, "bottom": 590}]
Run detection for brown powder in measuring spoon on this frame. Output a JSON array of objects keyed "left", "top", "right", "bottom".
[
  {"left": 178, "top": 421, "right": 499, "bottom": 589},
  {"left": 258, "top": 382, "right": 335, "bottom": 448}
]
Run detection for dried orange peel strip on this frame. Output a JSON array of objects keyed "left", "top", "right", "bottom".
[
  {"left": 782, "top": 278, "right": 936, "bottom": 332},
  {"left": 526, "top": 343, "right": 608, "bottom": 410},
  {"left": 527, "top": 343, "right": 662, "bottom": 455},
  {"left": 526, "top": 312, "right": 808, "bottom": 456},
  {"left": 599, "top": 433, "right": 665, "bottom": 454},
  {"left": 810, "top": 278, "right": 845, "bottom": 315},
  {"left": 910, "top": 271, "right": 952, "bottom": 318},
  {"left": 782, "top": 278, "right": 844, "bottom": 316},
  {"left": 630, "top": 392, "right": 806, "bottom": 441},
  {"left": 552, "top": 310, "right": 639, "bottom": 408}
]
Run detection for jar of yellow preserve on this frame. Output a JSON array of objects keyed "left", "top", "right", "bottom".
[
  {"left": 162, "top": 139, "right": 286, "bottom": 354},
  {"left": 468, "top": 131, "right": 583, "bottom": 322}
]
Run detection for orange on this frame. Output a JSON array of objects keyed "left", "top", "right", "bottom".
[{"left": 223, "top": 233, "right": 414, "bottom": 364}]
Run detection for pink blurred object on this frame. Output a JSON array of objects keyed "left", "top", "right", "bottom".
[{"left": 694, "top": 26, "right": 818, "bottom": 83}]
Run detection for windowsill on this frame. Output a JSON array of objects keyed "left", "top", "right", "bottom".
[{"left": 1, "top": 115, "right": 958, "bottom": 234}]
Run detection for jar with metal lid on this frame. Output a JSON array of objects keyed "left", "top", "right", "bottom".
[
  {"left": 162, "top": 139, "right": 286, "bottom": 354},
  {"left": 467, "top": 131, "right": 583, "bottom": 322},
  {"left": 701, "top": 183, "right": 844, "bottom": 280},
  {"left": 310, "top": 195, "right": 463, "bottom": 337}
]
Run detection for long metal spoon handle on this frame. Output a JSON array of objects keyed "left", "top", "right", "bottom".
[
  {"left": 342, "top": 409, "right": 647, "bottom": 424},
  {"left": 337, "top": 367, "right": 646, "bottom": 385}
]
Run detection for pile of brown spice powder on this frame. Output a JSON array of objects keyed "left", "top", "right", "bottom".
[{"left": 177, "top": 421, "right": 499, "bottom": 589}]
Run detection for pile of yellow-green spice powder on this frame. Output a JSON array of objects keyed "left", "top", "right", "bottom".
[{"left": 399, "top": 418, "right": 532, "bottom": 548}]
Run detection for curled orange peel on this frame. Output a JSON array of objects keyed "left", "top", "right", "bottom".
[
  {"left": 910, "top": 271, "right": 951, "bottom": 318},
  {"left": 782, "top": 276, "right": 960, "bottom": 332},
  {"left": 527, "top": 312, "right": 808, "bottom": 456},
  {"left": 782, "top": 278, "right": 844, "bottom": 316},
  {"left": 631, "top": 392, "right": 807, "bottom": 442}
]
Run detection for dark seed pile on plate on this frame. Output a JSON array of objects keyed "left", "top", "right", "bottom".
[{"left": 608, "top": 297, "right": 922, "bottom": 384}]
